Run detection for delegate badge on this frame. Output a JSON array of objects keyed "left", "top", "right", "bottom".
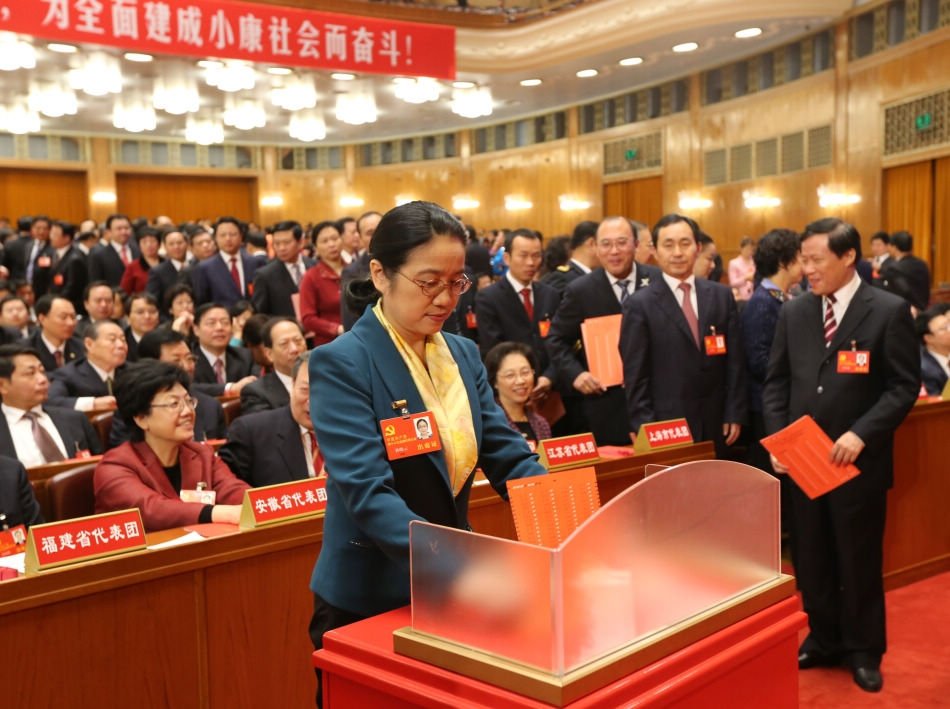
[
  {"left": 838, "top": 350, "right": 870, "bottom": 374},
  {"left": 380, "top": 411, "right": 442, "bottom": 461}
]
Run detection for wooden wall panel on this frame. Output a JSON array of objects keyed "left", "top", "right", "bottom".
[
  {"left": 115, "top": 173, "right": 257, "bottom": 223},
  {"left": 934, "top": 156, "right": 950, "bottom": 286},
  {"left": 0, "top": 168, "right": 87, "bottom": 222},
  {"left": 602, "top": 176, "right": 663, "bottom": 226},
  {"left": 883, "top": 161, "right": 934, "bottom": 268}
]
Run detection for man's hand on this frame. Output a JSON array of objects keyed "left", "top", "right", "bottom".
[
  {"left": 572, "top": 371, "right": 605, "bottom": 396},
  {"left": 92, "top": 396, "right": 117, "bottom": 410},
  {"left": 228, "top": 375, "right": 257, "bottom": 396},
  {"left": 830, "top": 431, "right": 865, "bottom": 466},
  {"left": 770, "top": 454, "right": 789, "bottom": 474},
  {"left": 723, "top": 422, "right": 741, "bottom": 446}
]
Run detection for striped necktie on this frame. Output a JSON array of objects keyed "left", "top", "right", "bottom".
[{"left": 824, "top": 294, "right": 837, "bottom": 346}]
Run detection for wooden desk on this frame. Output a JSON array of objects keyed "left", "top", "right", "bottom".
[{"left": 884, "top": 398, "right": 950, "bottom": 589}]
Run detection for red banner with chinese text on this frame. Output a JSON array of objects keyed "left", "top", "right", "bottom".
[{"left": 4, "top": 0, "right": 455, "bottom": 79}]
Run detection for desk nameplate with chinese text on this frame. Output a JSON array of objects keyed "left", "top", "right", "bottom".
[
  {"left": 239, "top": 477, "right": 328, "bottom": 529},
  {"left": 24, "top": 509, "right": 146, "bottom": 574},
  {"left": 537, "top": 433, "right": 599, "bottom": 470},
  {"left": 633, "top": 419, "right": 693, "bottom": 454}
]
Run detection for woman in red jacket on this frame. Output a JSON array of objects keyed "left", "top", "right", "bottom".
[
  {"left": 94, "top": 360, "right": 249, "bottom": 531},
  {"left": 299, "top": 220, "right": 345, "bottom": 346},
  {"left": 120, "top": 227, "right": 164, "bottom": 295}
]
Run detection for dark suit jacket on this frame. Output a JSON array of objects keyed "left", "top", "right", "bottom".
[
  {"left": 878, "top": 254, "right": 931, "bottom": 311},
  {"left": 475, "top": 277, "right": 561, "bottom": 384},
  {"left": 19, "top": 330, "right": 85, "bottom": 372},
  {"left": 251, "top": 257, "right": 315, "bottom": 317},
  {"left": 2, "top": 236, "right": 42, "bottom": 281},
  {"left": 108, "top": 388, "right": 224, "bottom": 448},
  {"left": 0, "top": 455, "right": 43, "bottom": 528},
  {"left": 340, "top": 252, "right": 371, "bottom": 331},
  {"left": 0, "top": 405, "right": 103, "bottom": 461},
  {"left": 920, "top": 347, "right": 947, "bottom": 397},
  {"left": 94, "top": 440, "right": 250, "bottom": 531},
  {"left": 88, "top": 241, "right": 141, "bottom": 287},
  {"left": 763, "top": 282, "right": 920, "bottom": 494},
  {"left": 42, "top": 245, "right": 89, "bottom": 314},
  {"left": 47, "top": 358, "right": 123, "bottom": 409},
  {"left": 539, "top": 261, "right": 588, "bottom": 293},
  {"left": 191, "top": 251, "right": 260, "bottom": 308},
  {"left": 621, "top": 277, "right": 747, "bottom": 454},
  {"left": 219, "top": 406, "right": 309, "bottom": 486},
  {"left": 740, "top": 284, "right": 786, "bottom": 413},
  {"left": 145, "top": 260, "right": 189, "bottom": 317},
  {"left": 191, "top": 345, "right": 257, "bottom": 395},
  {"left": 239, "top": 371, "right": 289, "bottom": 415},
  {"left": 546, "top": 265, "right": 660, "bottom": 445},
  {"left": 309, "top": 308, "right": 545, "bottom": 617}
]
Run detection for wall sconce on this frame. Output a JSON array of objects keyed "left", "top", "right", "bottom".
[
  {"left": 91, "top": 191, "right": 117, "bottom": 203},
  {"left": 817, "top": 185, "right": 861, "bottom": 208},
  {"left": 742, "top": 190, "right": 781, "bottom": 209},
  {"left": 339, "top": 195, "right": 364, "bottom": 208},
  {"left": 504, "top": 196, "right": 533, "bottom": 211},
  {"left": 558, "top": 195, "right": 591, "bottom": 211},
  {"left": 452, "top": 196, "right": 480, "bottom": 210},
  {"left": 677, "top": 191, "right": 712, "bottom": 210},
  {"left": 395, "top": 195, "right": 415, "bottom": 206},
  {"left": 261, "top": 194, "right": 283, "bottom": 207}
]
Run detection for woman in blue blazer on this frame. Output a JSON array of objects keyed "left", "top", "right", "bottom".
[{"left": 307, "top": 202, "right": 545, "bottom": 672}]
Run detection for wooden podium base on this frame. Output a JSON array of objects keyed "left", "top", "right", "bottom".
[
  {"left": 315, "top": 576, "right": 806, "bottom": 708},
  {"left": 393, "top": 575, "right": 796, "bottom": 706}
]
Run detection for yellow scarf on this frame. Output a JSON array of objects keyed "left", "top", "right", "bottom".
[{"left": 373, "top": 301, "right": 478, "bottom": 495}]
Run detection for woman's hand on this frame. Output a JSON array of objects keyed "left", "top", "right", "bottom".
[{"left": 210, "top": 504, "right": 242, "bottom": 525}]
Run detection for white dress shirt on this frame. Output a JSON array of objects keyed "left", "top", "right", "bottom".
[
  {"left": 505, "top": 270, "right": 533, "bottom": 308},
  {"left": 1, "top": 403, "right": 68, "bottom": 467},
  {"left": 824, "top": 272, "right": 863, "bottom": 334},
  {"left": 74, "top": 360, "right": 116, "bottom": 412},
  {"left": 219, "top": 250, "right": 245, "bottom": 293},
  {"left": 662, "top": 272, "right": 699, "bottom": 316}
]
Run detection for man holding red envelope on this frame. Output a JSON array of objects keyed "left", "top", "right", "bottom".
[{"left": 763, "top": 217, "right": 919, "bottom": 693}]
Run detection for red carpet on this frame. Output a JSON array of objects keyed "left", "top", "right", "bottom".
[{"left": 798, "top": 571, "right": 950, "bottom": 707}]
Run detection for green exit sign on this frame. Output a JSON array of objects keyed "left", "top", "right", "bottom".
[
  {"left": 916, "top": 113, "right": 933, "bottom": 131},
  {"left": 624, "top": 149, "right": 638, "bottom": 160}
]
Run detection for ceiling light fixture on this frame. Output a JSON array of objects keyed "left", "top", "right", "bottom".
[
  {"left": 520, "top": 79, "right": 542, "bottom": 87},
  {"left": 289, "top": 110, "right": 327, "bottom": 142},
  {"left": 223, "top": 96, "right": 266, "bottom": 130},
  {"left": 197, "top": 60, "right": 222, "bottom": 69},
  {"left": 184, "top": 116, "right": 224, "bottom": 145},
  {"left": 205, "top": 60, "right": 255, "bottom": 92},
  {"left": 153, "top": 62, "right": 200, "bottom": 115},
  {"left": 450, "top": 86, "right": 492, "bottom": 118},
  {"left": 271, "top": 74, "right": 317, "bottom": 111},
  {"left": 452, "top": 81, "right": 475, "bottom": 89},
  {"left": 28, "top": 80, "right": 78, "bottom": 118},
  {"left": 68, "top": 51, "right": 122, "bottom": 96},
  {"left": 619, "top": 57, "right": 643, "bottom": 67},
  {"left": 393, "top": 77, "right": 440, "bottom": 104},
  {"left": 47, "top": 43, "right": 78, "bottom": 54},
  {"left": 0, "top": 99, "right": 40, "bottom": 134},
  {"left": 576, "top": 69, "right": 598, "bottom": 78},
  {"left": 0, "top": 33, "right": 36, "bottom": 71},
  {"left": 124, "top": 52, "right": 153, "bottom": 62},
  {"left": 331, "top": 72, "right": 356, "bottom": 81},
  {"left": 735, "top": 27, "right": 763, "bottom": 39},
  {"left": 266, "top": 67, "right": 292, "bottom": 75},
  {"left": 673, "top": 42, "right": 699, "bottom": 53},
  {"left": 335, "top": 90, "right": 377, "bottom": 125},
  {"left": 112, "top": 94, "right": 157, "bottom": 133}
]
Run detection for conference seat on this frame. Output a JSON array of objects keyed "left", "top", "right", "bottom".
[
  {"left": 47, "top": 463, "right": 98, "bottom": 521},
  {"left": 221, "top": 398, "right": 242, "bottom": 427},
  {"left": 90, "top": 411, "right": 114, "bottom": 450}
]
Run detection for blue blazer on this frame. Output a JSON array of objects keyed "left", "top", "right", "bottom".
[
  {"left": 740, "top": 284, "right": 785, "bottom": 413},
  {"left": 191, "top": 250, "right": 260, "bottom": 308},
  {"left": 309, "top": 306, "right": 545, "bottom": 617}
]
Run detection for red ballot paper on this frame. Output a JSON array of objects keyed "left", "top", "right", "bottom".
[
  {"left": 580, "top": 314, "right": 623, "bottom": 388},
  {"left": 760, "top": 415, "right": 860, "bottom": 499},
  {"left": 506, "top": 467, "right": 600, "bottom": 548}
]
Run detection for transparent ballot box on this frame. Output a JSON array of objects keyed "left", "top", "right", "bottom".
[{"left": 397, "top": 461, "right": 793, "bottom": 702}]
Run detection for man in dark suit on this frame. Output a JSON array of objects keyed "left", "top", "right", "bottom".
[
  {"left": 340, "top": 211, "right": 382, "bottom": 331},
  {"left": 251, "top": 220, "right": 314, "bottom": 317},
  {"left": 0, "top": 455, "right": 44, "bottom": 528},
  {"left": 221, "top": 351, "right": 322, "bottom": 485},
  {"left": 88, "top": 214, "right": 140, "bottom": 287},
  {"left": 2, "top": 215, "right": 50, "bottom": 283},
  {"left": 48, "top": 319, "right": 127, "bottom": 412},
  {"left": 75, "top": 281, "right": 116, "bottom": 338},
  {"left": 240, "top": 317, "right": 305, "bottom": 414},
  {"left": 109, "top": 328, "right": 226, "bottom": 446},
  {"left": 21, "top": 295, "right": 85, "bottom": 372},
  {"left": 621, "top": 214, "right": 747, "bottom": 457},
  {"left": 877, "top": 230, "right": 931, "bottom": 312},
  {"left": 547, "top": 217, "right": 660, "bottom": 445},
  {"left": 0, "top": 344, "right": 103, "bottom": 466},
  {"left": 476, "top": 229, "right": 561, "bottom": 401},
  {"left": 0, "top": 295, "right": 33, "bottom": 339},
  {"left": 917, "top": 304, "right": 950, "bottom": 396},
  {"left": 191, "top": 217, "right": 260, "bottom": 308},
  {"left": 763, "top": 218, "right": 919, "bottom": 693},
  {"left": 540, "top": 220, "right": 600, "bottom": 293},
  {"left": 190, "top": 303, "right": 257, "bottom": 397},
  {"left": 146, "top": 229, "right": 191, "bottom": 318},
  {"left": 35, "top": 221, "right": 88, "bottom": 315}
]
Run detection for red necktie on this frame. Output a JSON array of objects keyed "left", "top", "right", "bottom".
[
  {"left": 53, "top": 349, "right": 63, "bottom": 368},
  {"left": 309, "top": 431, "right": 325, "bottom": 476},
  {"left": 213, "top": 358, "right": 225, "bottom": 384},
  {"left": 824, "top": 294, "right": 837, "bottom": 346},
  {"left": 520, "top": 287, "right": 533, "bottom": 321},
  {"left": 121, "top": 245, "right": 130, "bottom": 266},
  {"left": 678, "top": 282, "right": 700, "bottom": 347},
  {"left": 230, "top": 256, "right": 241, "bottom": 292}
]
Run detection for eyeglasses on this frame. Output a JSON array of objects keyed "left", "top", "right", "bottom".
[
  {"left": 150, "top": 396, "right": 198, "bottom": 413},
  {"left": 396, "top": 271, "right": 472, "bottom": 297},
  {"left": 597, "top": 238, "right": 632, "bottom": 251},
  {"left": 498, "top": 368, "right": 534, "bottom": 382}
]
